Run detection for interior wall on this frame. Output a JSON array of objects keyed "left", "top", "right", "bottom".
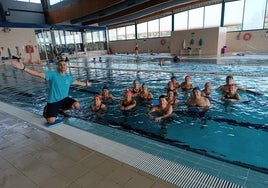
[
  {"left": 170, "top": 27, "right": 227, "bottom": 56},
  {"left": 109, "top": 27, "right": 227, "bottom": 56},
  {"left": 0, "top": 28, "right": 40, "bottom": 63},
  {"left": 109, "top": 38, "right": 170, "bottom": 54},
  {"left": 226, "top": 30, "right": 268, "bottom": 53}
]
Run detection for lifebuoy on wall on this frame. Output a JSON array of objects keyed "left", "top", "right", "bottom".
[
  {"left": 160, "top": 39, "right": 166, "bottom": 45},
  {"left": 243, "top": 33, "right": 252, "bottom": 41}
]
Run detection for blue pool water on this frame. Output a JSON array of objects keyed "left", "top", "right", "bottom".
[{"left": 1, "top": 54, "right": 268, "bottom": 175}]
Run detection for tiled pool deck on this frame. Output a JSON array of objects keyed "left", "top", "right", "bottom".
[{"left": 1, "top": 101, "right": 268, "bottom": 188}]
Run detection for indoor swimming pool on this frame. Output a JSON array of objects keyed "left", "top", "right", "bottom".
[{"left": 1, "top": 54, "right": 268, "bottom": 185}]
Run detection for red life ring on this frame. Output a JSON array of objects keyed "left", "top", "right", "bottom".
[
  {"left": 243, "top": 33, "right": 252, "bottom": 41},
  {"left": 160, "top": 39, "right": 166, "bottom": 45}
]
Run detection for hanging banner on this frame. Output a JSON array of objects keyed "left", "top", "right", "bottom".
[{"left": 25, "top": 45, "right": 34, "bottom": 53}]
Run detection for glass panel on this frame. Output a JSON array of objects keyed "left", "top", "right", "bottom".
[
  {"left": 265, "top": 1, "right": 268, "bottom": 28},
  {"left": 224, "top": 0, "right": 244, "bottom": 31},
  {"left": 189, "top": 7, "right": 204, "bottom": 29},
  {"left": 243, "top": 0, "right": 266, "bottom": 30},
  {"left": 160, "top": 15, "right": 171, "bottom": 37},
  {"left": 45, "top": 31, "right": 52, "bottom": 43},
  {"left": 30, "top": 0, "right": 41, "bottom": 3},
  {"left": 148, "top": 19, "right": 159, "bottom": 38},
  {"left": 54, "top": 30, "right": 61, "bottom": 45},
  {"left": 49, "top": 0, "right": 61, "bottom": 5},
  {"left": 86, "top": 32, "right": 93, "bottom": 43},
  {"left": 204, "top": 4, "right": 221, "bottom": 28},
  {"left": 137, "top": 22, "right": 147, "bottom": 39},
  {"left": 65, "top": 31, "right": 72, "bottom": 44},
  {"left": 99, "top": 31, "right": 105, "bottom": 42},
  {"left": 174, "top": 11, "right": 188, "bottom": 31},
  {"left": 108, "top": 29, "right": 117, "bottom": 41},
  {"left": 126, "top": 25, "right": 135, "bottom": 40},
  {"left": 92, "top": 31, "right": 99, "bottom": 42},
  {"left": 117, "top": 27, "right": 126, "bottom": 40}
]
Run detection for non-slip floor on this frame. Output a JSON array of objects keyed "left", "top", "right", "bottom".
[{"left": 0, "top": 110, "right": 177, "bottom": 188}]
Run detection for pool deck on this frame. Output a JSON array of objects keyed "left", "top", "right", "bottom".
[
  {"left": 1, "top": 101, "right": 250, "bottom": 188},
  {"left": 0, "top": 102, "right": 177, "bottom": 188}
]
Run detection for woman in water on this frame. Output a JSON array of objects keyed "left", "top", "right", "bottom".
[
  {"left": 90, "top": 95, "right": 107, "bottom": 115},
  {"left": 129, "top": 80, "right": 141, "bottom": 97},
  {"left": 119, "top": 89, "right": 137, "bottom": 111},
  {"left": 166, "top": 90, "right": 179, "bottom": 109}
]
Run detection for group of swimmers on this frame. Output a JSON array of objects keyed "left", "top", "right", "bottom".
[
  {"left": 11, "top": 58, "right": 259, "bottom": 125},
  {"left": 89, "top": 74, "right": 251, "bottom": 122}
]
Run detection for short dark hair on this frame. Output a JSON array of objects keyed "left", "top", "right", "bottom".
[
  {"left": 226, "top": 75, "right": 233, "bottom": 80},
  {"left": 171, "top": 76, "right": 176, "bottom": 80},
  {"left": 159, "top": 95, "right": 166, "bottom": 99}
]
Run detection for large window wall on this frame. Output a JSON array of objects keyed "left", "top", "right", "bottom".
[
  {"left": 36, "top": 29, "right": 107, "bottom": 60},
  {"left": 108, "top": 0, "right": 268, "bottom": 41}
]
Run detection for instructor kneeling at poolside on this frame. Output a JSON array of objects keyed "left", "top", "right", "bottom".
[{"left": 11, "top": 59, "right": 91, "bottom": 124}]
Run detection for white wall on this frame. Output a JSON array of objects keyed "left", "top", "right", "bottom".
[{"left": 0, "top": 28, "right": 40, "bottom": 63}]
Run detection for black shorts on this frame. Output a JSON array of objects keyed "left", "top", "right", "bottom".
[{"left": 46, "top": 97, "right": 77, "bottom": 118}]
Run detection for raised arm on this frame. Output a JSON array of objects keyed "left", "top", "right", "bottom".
[
  {"left": 11, "top": 60, "right": 45, "bottom": 79},
  {"left": 73, "top": 80, "right": 92, "bottom": 87}
]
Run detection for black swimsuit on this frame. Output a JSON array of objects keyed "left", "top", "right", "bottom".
[
  {"left": 224, "top": 93, "right": 239, "bottom": 100},
  {"left": 92, "top": 103, "right": 104, "bottom": 112}
]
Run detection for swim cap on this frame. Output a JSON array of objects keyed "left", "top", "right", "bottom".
[
  {"left": 102, "top": 85, "right": 108, "bottom": 90},
  {"left": 125, "top": 89, "right": 133, "bottom": 96},
  {"left": 142, "top": 83, "right": 147, "bottom": 87},
  {"left": 226, "top": 75, "right": 233, "bottom": 80},
  {"left": 94, "top": 95, "right": 102, "bottom": 100},
  {"left": 205, "top": 82, "right": 211, "bottom": 87},
  {"left": 193, "top": 87, "right": 201, "bottom": 91},
  {"left": 185, "top": 75, "right": 191, "bottom": 79}
]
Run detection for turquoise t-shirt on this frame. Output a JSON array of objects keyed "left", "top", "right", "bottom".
[{"left": 45, "top": 71, "right": 75, "bottom": 103}]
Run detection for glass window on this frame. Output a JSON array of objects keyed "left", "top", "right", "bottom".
[
  {"left": 49, "top": 0, "right": 61, "bottom": 5},
  {"left": 174, "top": 11, "right": 188, "bottom": 31},
  {"left": 126, "top": 25, "right": 135, "bottom": 40},
  {"left": 108, "top": 29, "right": 117, "bottom": 41},
  {"left": 43, "top": 31, "right": 52, "bottom": 43},
  {"left": 30, "top": 0, "right": 41, "bottom": 3},
  {"left": 99, "top": 31, "right": 105, "bottom": 42},
  {"left": 37, "top": 33, "right": 44, "bottom": 43},
  {"left": 54, "top": 30, "right": 61, "bottom": 45},
  {"left": 92, "top": 31, "right": 99, "bottom": 42},
  {"left": 73, "top": 32, "right": 82, "bottom": 43},
  {"left": 85, "top": 32, "right": 93, "bottom": 43},
  {"left": 17, "top": 0, "right": 41, "bottom": 2},
  {"left": 148, "top": 19, "right": 159, "bottom": 38},
  {"left": 265, "top": 1, "right": 268, "bottom": 28},
  {"left": 189, "top": 7, "right": 204, "bottom": 29},
  {"left": 117, "top": 27, "right": 126, "bottom": 40},
  {"left": 224, "top": 0, "right": 244, "bottom": 31},
  {"left": 65, "top": 31, "right": 73, "bottom": 44},
  {"left": 243, "top": 0, "right": 266, "bottom": 30},
  {"left": 59, "top": 30, "right": 65, "bottom": 44},
  {"left": 204, "top": 4, "right": 221, "bottom": 28},
  {"left": 137, "top": 22, "right": 148, "bottom": 39},
  {"left": 160, "top": 15, "right": 171, "bottom": 37}
]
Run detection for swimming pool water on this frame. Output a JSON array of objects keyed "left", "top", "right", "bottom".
[{"left": 1, "top": 55, "right": 268, "bottom": 174}]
